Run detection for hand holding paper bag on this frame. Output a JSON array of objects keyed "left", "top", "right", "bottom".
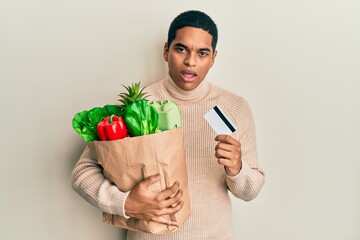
[{"left": 125, "top": 174, "right": 184, "bottom": 226}]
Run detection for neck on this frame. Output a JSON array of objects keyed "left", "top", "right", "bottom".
[{"left": 163, "top": 74, "right": 211, "bottom": 102}]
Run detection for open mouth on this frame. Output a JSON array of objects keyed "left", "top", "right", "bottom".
[{"left": 180, "top": 70, "right": 197, "bottom": 82}]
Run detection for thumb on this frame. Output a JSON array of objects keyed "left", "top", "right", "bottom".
[{"left": 142, "top": 174, "right": 161, "bottom": 187}]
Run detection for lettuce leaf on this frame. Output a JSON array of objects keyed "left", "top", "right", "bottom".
[{"left": 72, "top": 104, "right": 122, "bottom": 142}]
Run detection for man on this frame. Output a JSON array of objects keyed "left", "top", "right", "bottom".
[{"left": 72, "top": 10, "right": 265, "bottom": 240}]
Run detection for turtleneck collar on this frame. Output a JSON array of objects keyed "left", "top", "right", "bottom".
[{"left": 162, "top": 73, "right": 212, "bottom": 102}]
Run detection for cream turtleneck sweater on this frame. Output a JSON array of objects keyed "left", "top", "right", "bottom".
[{"left": 71, "top": 76, "right": 265, "bottom": 240}]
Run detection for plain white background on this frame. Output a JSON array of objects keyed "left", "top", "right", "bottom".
[{"left": 1, "top": 1, "right": 359, "bottom": 239}]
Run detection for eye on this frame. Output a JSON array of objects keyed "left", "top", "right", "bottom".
[
  {"left": 199, "top": 51, "right": 209, "bottom": 57},
  {"left": 175, "top": 47, "right": 187, "bottom": 53}
]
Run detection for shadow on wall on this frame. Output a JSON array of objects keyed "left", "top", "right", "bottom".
[
  {"left": 118, "top": 229, "right": 128, "bottom": 239},
  {"left": 67, "top": 141, "right": 86, "bottom": 175}
]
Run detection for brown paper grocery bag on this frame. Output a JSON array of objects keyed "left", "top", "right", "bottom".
[{"left": 87, "top": 127, "right": 191, "bottom": 234}]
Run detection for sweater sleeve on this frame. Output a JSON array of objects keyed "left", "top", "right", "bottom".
[
  {"left": 71, "top": 146, "right": 130, "bottom": 218},
  {"left": 224, "top": 97, "right": 265, "bottom": 201},
  {"left": 226, "top": 161, "right": 265, "bottom": 201}
]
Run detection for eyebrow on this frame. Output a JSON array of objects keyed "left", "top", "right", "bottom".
[{"left": 173, "top": 43, "right": 211, "bottom": 53}]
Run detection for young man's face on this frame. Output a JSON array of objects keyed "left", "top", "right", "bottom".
[{"left": 163, "top": 26, "right": 217, "bottom": 91}]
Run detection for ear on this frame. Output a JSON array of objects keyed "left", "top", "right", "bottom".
[
  {"left": 210, "top": 50, "right": 217, "bottom": 68},
  {"left": 163, "top": 42, "right": 169, "bottom": 62}
]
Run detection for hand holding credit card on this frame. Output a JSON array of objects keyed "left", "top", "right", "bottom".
[{"left": 204, "top": 106, "right": 236, "bottom": 135}]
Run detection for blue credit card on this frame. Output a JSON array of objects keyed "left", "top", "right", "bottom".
[{"left": 204, "top": 106, "right": 236, "bottom": 135}]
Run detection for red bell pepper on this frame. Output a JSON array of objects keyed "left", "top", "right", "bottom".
[{"left": 97, "top": 114, "right": 128, "bottom": 141}]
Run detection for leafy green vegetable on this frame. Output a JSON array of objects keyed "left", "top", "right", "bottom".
[
  {"left": 103, "top": 104, "right": 122, "bottom": 116},
  {"left": 72, "top": 104, "right": 122, "bottom": 142},
  {"left": 124, "top": 100, "right": 159, "bottom": 136}
]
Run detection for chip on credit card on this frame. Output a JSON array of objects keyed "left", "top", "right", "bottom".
[{"left": 204, "top": 106, "right": 236, "bottom": 135}]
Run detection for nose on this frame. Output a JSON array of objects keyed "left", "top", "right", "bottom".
[{"left": 184, "top": 52, "right": 196, "bottom": 67}]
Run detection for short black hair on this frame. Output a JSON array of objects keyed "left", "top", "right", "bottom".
[{"left": 167, "top": 10, "right": 218, "bottom": 51}]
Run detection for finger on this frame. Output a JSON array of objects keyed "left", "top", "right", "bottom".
[
  {"left": 167, "top": 200, "right": 183, "bottom": 214},
  {"left": 141, "top": 174, "right": 161, "bottom": 188},
  {"left": 152, "top": 215, "right": 180, "bottom": 227},
  {"left": 215, "top": 147, "right": 240, "bottom": 160},
  {"left": 157, "top": 181, "right": 180, "bottom": 201},
  {"left": 149, "top": 201, "right": 183, "bottom": 226},
  {"left": 158, "top": 200, "right": 184, "bottom": 217},
  {"left": 215, "top": 142, "right": 237, "bottom": 152},
  {"left": 215, "top": 148, "right": 230, "bottom": 159},
  {"left": 215, "top": 135, "right": 240, "bottom": 146},
  {"left": 217, "top": 157, "right": 240, "bottom": 168},
  {"left": 161, "top": 189, "right": 183, "bottom": 208}
]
